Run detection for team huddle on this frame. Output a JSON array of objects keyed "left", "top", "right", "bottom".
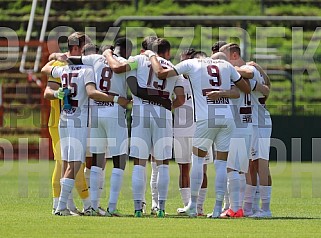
[{"left": 42, "top": 31, "right": 272, "bottom": 218}]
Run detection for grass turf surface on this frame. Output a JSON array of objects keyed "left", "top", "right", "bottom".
[{"left": 1, "top": 161, "right": 321, "bottom": 237}]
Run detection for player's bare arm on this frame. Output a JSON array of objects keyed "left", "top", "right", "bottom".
[
  {"left": 44, "top": 82, "right": 63, "bottom": 100},
  {"left": 50, "top": 53, "right": 79, "bottom": 65},
  {"left": 41, "top": 60, "right": 56, "bottom": 75},
  {"left": 42, "top": 60, "right": 65, "bottom": 100},
  {"left": 48, "top": 52, "right": 62, "bottom": 61},
  {"left": 67, "top": 56, "right": 83, "bottom": 65},
  {"left": 48, "top": 52, "right": 68, "bottom": 62},
  {"left": 172, "top": 86, "right": 185, "bottom": 109},
  {"left": 126, "top": 75, "right": 172, "bottom": 110},
  {"left": 85, "top": 82, "right": 129, "bottom": 108},
  {"left": 235, "top": 66, "right": 254, "bottom": 79},
  {"left": 206, "top": 85, "right": 240, "bottom": 101},
  {"left": 247, "top": 61, "right": 271, "bottom": 88},
  {"left": 235, "top": 78, "right": 251, "bottom": 94},
  {"left": 104, "top": 49, "right": 132, "bottom": 73},
  {"left": 252, "top": 81, "right": 270, "bottom": 97},
  {"left": 143, "top": 50, "right": 177, "bottom": 79}
]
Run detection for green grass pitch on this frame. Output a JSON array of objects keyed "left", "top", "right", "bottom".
[{"left": 1, "top": 160, "right": 321, "bottom": 237}]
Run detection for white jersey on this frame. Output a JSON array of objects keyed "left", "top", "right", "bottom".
[
  {"left": 174, "top": 58, "right": 241, "bottom": 121},
  {"left": 128, "top": 54, "right": 181, "bottom": 120},
  {"left": 244, "top": 65, "right": 272, "bottom": 127},
  {"left": 51, "top": 65, "right": 95, "bottom": 127},
  {"left": 231, "top": 93, "right": 253, "bottom": 132},
  {"left": 173, "top": 78, "right": 196, "bottom": 137},
  {"left": 230, "top": 65, "right": 255, "bottom": 131},
  {"left": 81, "top": 54, "right": 127, "bottom": 118}
]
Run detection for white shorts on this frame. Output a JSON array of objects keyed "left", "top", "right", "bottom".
[
  {"left": 227, "top": 129, "right": 252, "bottom": 173},
  {"left": 251, "top": 125, "right": 272, "bottom": 160},
  {"left": 59, "top": 126, "right": 87, "bottom": 163},
  {"left": 174, "top": 136, "right": 213, "bottom": 164},
  {"left": 130, "top": 116, "right": 172, "bottom": 160},
  {"left": 193, "top": 118, "right": 235, "bottom": 153},
  {"left": 89, "top": 116, "right": 128, "bottom": 156},
  {"left": 85, "top": 115, "right": 111, "bottom": 158},
  {"left": 86, "top": 138, "right": 111, "bottom": 158}
]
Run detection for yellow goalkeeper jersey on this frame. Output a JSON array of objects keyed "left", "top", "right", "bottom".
[{"left": 47, "top": 61, "right": 66, "bottom": 127}]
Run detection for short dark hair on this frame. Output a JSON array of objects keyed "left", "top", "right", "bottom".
[
  {"left": 114, "top": 37, "right": 133, "bottom": 51},
  {"left": 152, "top": 38, "right": 171, "bottom": 55},
  {"left": 67, "top": 32, "right": 91, "bottom": 52},
  {"left": 142, "top": 36, "right": 157, "bottom": 51},
  {"left": 99, "top": 44, "right": 114, "bottom": 54},
  {"left": 181, "top": 48, "right": 196, "bottom": 58},
  {"left": 81, "top": 43, "right": 99, "bottom": 56},
  {"left": 212, "top": 41, "right": 227, "bottom": 53},
  {"left": 190, "top": 51, "right": 207, "bottom": 59}
]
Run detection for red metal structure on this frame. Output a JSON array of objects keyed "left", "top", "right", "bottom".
[{"left": 0, "top": 40, "right": 59, "bottom": 160}]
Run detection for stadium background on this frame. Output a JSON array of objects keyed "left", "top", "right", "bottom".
[{"left": 1, "top": 0, "right": 321, "bottom": 161}]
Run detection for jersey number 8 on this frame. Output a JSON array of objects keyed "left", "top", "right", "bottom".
[{"left": 99, "top": 67, "right": 113, "bottom": 92}]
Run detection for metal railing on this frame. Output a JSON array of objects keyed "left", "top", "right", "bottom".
[{"left": 19, "top": 0, "right": 52, "bottom": 74}]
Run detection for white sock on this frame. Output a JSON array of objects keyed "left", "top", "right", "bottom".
[
  {"left": 157, "top": 164, "right": 169, "bottom": 211},
  {"left": 84, "top": 167, "right": 90, "bottom": 191},
  {"left": 214, "top": 160, "right": 227, "bottom": 213},
  {"left": 132, "top": 165, "right": 146, "bottom": 210},
  {"left": 260, "top": 185, "right": 272, "bottom": 212},
  {"left": 108, "top": 168, "right": 124, "bottom": 212},
  {"left": 67, "top": 192, "right": 76, "bottom": 211},
  {"left": 90, "top": 166, "right": 102, "bottom": 210},
  {"left": 189, "top": 154, "right": 204, "bottom": 210},
  {"left": 142, "top": 165, "right": 147, "bottom": 205},
  {"left": 57, "top": 178, "right": 74, "bottom": 211},
  {"left": 179, "top": 188, "right": 191, "bottom": 207},
  {"left": 98, "top": 169, "right": 106, "bottom": 206},
  {"left": 239, "top": 173, "right": 246, "bottom": 208},
  {"left": 197, "top": 188, "right": 207, "bottom": 213},
  {"left": 253, "top": 183, "right": 260, "bottom": 212},
  {"left": 150, "top": 161, "right": 159, "bottom": 208},
  {"left": 223, "top": 190, "right": 230, "bottom": 210},
  {"left": 227, "top": 171, "right": 240, "bottom": 212},
  {"left": 53, "top": 198, "right": 59, "bottom": 209},
  {"left": 243, "top": 184, "right": 257, "bottom": 213}
]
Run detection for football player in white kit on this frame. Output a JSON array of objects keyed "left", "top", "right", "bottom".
[
  {"left": 44, "top": 32, "right": 92, "bottom": 216},
  {"left": 214, "top": 47, "right": 255, "bottom": 218},
  {"left": 81, "top": 43, "right": 108, "bottom": 216},
  {"left": 174, "top": 49, "right": 213, "bottom": 216},
  {"left": 67, "top": 38, "right": 136, "bottom": 216},
  {"left": 221, "top": 43, "right": 272, "bottom": 218},
  {"left": 145, "top": 49, "right": 251, "bottom": 217},
  {"left": 246, "top": 62, "right": 272, "bottom": 218},
  {"left": 126, "top": 38, "right": 185, "bottom": 218},
  {"left": 105, "top": 36, "right": 172, "bottom": 215},
  {"left": 41, "top": 58, "right": 129, "bottom": 216},
  {"left": 54, "top": 43, "right": 114, "bottom": 216},
  {"left": 247, "top": 62, "right": 272, "bottom": 218}
]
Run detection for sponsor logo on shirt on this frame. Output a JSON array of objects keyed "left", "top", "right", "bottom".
[{"left": 94, "top": 101, "right": 115, "bottom": 107}]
